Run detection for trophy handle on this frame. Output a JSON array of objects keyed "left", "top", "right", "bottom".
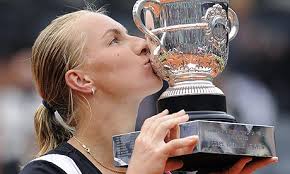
[
  {"left": 228, "top": 8, "right": 239, "bottom": 41},
  {"left": 133, "top": 0, "right": 161, "bottom": 45}
]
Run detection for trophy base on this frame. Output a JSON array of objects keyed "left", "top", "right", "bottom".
[{"left": 113, "top": 120, "right": 276, "bottom": 172}]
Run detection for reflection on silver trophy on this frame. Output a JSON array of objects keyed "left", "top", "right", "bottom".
[
  {"left": 112, "top": 0, "right": 276, "bottom": 172},
  {"left": 133, "top": 0, "right": 239, "bottom": 98}
]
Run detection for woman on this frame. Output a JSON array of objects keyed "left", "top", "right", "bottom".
[{"left": 19, "top": 9, "right": 277, "bottom": 174}]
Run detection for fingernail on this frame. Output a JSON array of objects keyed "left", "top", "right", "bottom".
[
  {"left": 163, "top": 109, "right": 169, "bottom": 113},
  {"left": 178, "top": 109, "right": 185, "bottom": 113},
  {"left": 180, "top": 114, "right": 189, "bottom": 120},
  {"left": 272, "top": 157, "right": 279, "bottom": 162},
  {"left": 244, "top": 157, "right": 252, "bottom": 163},
  {"left": 188, "top": 135, "right": 199, "bottom": 141}
]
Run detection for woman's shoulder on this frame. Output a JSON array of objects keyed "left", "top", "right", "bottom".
[
  {"left": 19, "top": 142, "right": 77, "bottom": 174},
  {"left": 19, "top": 142, "right": 102, "bottom": 174},
  {"left": 19, "top": 160, "right": 66, "bottom": 174}
]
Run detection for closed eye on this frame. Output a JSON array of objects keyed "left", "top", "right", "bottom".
[
  {"left": 103, "top": 27, "right": 128, "bottom": 46},
  {"left": 109, "top": 37, "right": 120, "bottom": 45}
]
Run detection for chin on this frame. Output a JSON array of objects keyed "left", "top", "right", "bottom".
[
  {"left": 134, "top": 75, "right": 163, "bottom": 99},
  {"left": 146, "top": 77, "right": 163, "bottom": 95}
]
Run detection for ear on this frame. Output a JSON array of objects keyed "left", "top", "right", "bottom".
[{"left": 65, "top": 69, "right": 94, "bottom": 95}]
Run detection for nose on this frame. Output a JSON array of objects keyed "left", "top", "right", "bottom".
[{"left": 131, "top": 36, "right": 150, "bottom": 56}]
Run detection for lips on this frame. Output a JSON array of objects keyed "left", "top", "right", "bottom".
[{"left": 144, "top": 59, "right": 150, "bottom": 65}]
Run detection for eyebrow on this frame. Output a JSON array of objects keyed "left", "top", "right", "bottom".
[{"left": 102, "top": 27, "right": 128, "bottom": 38}]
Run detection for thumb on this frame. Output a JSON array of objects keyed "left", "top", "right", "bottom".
[{"left": 164, "top": 159, "right": 183, "bottom": 172}]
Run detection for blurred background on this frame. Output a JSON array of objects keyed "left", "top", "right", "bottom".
[{"left": 0, "top": 0, "right": 289, "bottom": 173}]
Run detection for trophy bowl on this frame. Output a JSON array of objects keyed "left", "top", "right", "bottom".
[{"left": 133, "top": 0, "right": 239, "bottom": 100}]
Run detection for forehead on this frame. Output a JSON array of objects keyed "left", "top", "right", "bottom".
[{"left": 76, "top": 13, "right": 126, "bottom": 38}]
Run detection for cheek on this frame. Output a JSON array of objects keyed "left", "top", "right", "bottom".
[
  {"left": 111, "top": 50, "right": 138, "bottom": 75},
  {"left": 91, "top": 50, "right": 129, "bottom": 74},
  {"left": 90, "top": 51, "right": 138, "bottom": 92}
]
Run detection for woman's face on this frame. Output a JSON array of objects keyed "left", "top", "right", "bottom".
[{"left": 76, "top": 13, "right": 162, "bottom": 100}]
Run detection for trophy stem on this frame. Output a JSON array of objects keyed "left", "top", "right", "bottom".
[{"left": 160, "top": 80, "right": 224, "bottom": 99}]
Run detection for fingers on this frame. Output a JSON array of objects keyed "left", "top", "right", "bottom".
[
  {"left": 140, "top": 109, "right": 169, "bottom": 133},
  {"left": 155, "top": 109, "right": 186, "bottom": 123},
  {"left": 170, "top": 144, "right": 196, "bottom": 157},
  {"left": 164, "top": 124, "right": 180, "bottom": 143},
  {"left": 152, "top": 112, "right": 189, "bottom": 141},
  {"left": 164, "top": 159, "right": 184, "bottom": 172},
  {"left": 241, "top": 157, "right": 278, "bottom": 174},
  {"left": 130, "top": 109, "right": 198, "bottom": 174},
  {"left": 140, "top": 109, "right": 187, "bottom": 140},
  {"left": 228, "top": 157, "right": 252, "bottom": 174},
  {"left": 150, "top": 110, "right": 187, "bottom": 135},
  {"left": 163, "top": 136, "right": 198, "bottom": 156},
  {"left": 170, "top": 124, "right": 180, "bottom": 140}
]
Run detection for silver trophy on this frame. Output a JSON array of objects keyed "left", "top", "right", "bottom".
[
  {"left": 133, "top": 0, "right": 238, "bottom": 98},
  {"left": 112, "top": 0, "right": 276, "bottom": 172}
]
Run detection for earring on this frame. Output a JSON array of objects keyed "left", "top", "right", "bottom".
[{"left": 91, "top": 88, "right": 96, "bottom": 95}]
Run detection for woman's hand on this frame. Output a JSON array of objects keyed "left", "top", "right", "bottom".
[
  {"left": 127, "top": 109, "right": 198, "bottom": 174},
  {"left": 211, "top": 157, "right": 278, "bottom": 174}
]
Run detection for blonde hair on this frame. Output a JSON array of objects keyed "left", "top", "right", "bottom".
[{"left": 32, "top": 9, "right": 104, "bottom": 157}]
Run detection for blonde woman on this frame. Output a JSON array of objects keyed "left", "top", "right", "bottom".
[{"left": 19, "top": 9, "right": 277, "bottom": 174}]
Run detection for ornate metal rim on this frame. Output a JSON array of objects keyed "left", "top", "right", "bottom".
[
  {"left": 161, "top": 0, "right": 229, "bottom": 4},
  {"left": 159, "top": 81, "right": 224, "bottom": 99}
]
